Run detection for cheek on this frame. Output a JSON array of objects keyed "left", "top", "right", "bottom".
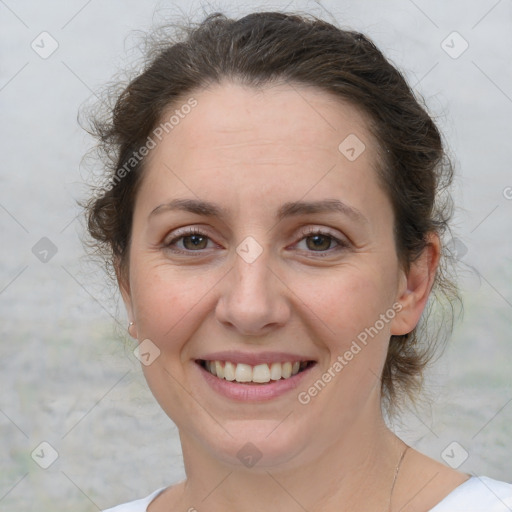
[
  {"left": 290, "top": 264, "right": 399, "bottom": 403},
  {"left": 294, "top": 265, "right": 396, "bottom": 343},
  {"left": 129, "top": 258, "right": 217, "bottom": 353}
]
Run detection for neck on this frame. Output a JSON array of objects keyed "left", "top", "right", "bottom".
[{"left": 176, "top": 401, "right": 405, "bottom": 512}]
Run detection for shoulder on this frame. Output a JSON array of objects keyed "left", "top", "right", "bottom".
[
  {"left": 102, "top": 488, "right": 167, "bottom": 512},
  {"left": 430, "top": 476, "right": 512, "bottom": 511}
]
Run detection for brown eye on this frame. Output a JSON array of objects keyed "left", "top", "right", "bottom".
[
  {"left": 182, "top": 234, "right": 209, "bottom": 250},
  {"left": 164, "top": 228, "right": 215, "bottom": 253},
  {"left": 305, "top": 234, "right": 334, "bottom": 251},
  {"left": 293, "top": 229, "right": 348, "bottom": 256}
]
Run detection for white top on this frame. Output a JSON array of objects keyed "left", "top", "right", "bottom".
[{"left": 103, "top": 476, "right": 512, "bottom": 511}]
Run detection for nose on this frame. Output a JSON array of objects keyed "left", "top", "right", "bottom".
[{"left": 215, "top": 247, "right": 291, "bottom": 336}]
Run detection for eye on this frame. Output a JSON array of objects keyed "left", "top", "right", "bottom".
[
  {"left": 163, "top": 227, "right": 216, "bottom": 253},
  {"left": 294, "top": 228, "right": 348, "bottom": 255},
  {"left": 162, "top": 226, "right": 348, "bottom": 256}
]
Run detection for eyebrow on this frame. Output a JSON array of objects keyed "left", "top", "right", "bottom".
[{"left": 149, "top": 198, "right": 367, "bottom": 224}]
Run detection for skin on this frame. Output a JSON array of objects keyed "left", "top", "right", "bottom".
[{"left": 119, "top": 81, "right": 469, "bottom": 511}]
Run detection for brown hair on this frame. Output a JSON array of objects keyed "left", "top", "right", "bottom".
[{"left": 81, "top": 11, "right": 460, "bottom": 414}]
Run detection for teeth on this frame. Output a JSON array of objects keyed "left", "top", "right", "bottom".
[
  {"left": 270, "top": 362, "right": 282, "bottom": 381},
  {"left": 203, "top": 360, "right": 310, "bottom": 383},
  {"left": 224, "top": 361, "right": 236, "bottom": 381},
  {"left": 215, "top": 360, "right": 224, "bottom": 379},
  {"left": 281, "top": 362, "right": 292, "bottom": 379},
  {"left": 253, "top": 364, "right": 271, "bottom": 383},
  {"left": 235, "top": 363, "right": 253, "bottom": 382}
]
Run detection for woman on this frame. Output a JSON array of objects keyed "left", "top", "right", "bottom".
[{"left": 82, "top": 11, "right": 512, "bottom": 512}]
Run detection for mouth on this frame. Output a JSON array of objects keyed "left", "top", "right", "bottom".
[{"left": 195, "top": 359, "right": 316, "bottom": 385}]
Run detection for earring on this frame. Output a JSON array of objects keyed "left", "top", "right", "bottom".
[{"left": 128, "top": 321, "right": 134, "bottom": 333}]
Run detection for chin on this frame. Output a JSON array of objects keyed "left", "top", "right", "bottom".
[{"left": 179, "top": 412, "right": 314, "bottom": 471}]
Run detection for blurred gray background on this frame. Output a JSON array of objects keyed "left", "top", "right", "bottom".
[{"left": 1, "top": 0, "right": 511, "bottom": 510}]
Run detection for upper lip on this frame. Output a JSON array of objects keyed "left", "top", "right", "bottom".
[{"left": 196, "top": 350, "right": 317, "bottom": 366}]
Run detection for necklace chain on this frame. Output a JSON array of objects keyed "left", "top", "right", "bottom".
[{"left": 388, "top": 444, "right": 409, "bottom": 512}]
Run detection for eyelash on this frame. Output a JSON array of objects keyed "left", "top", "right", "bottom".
[{"left": 163, "top": 227, "right": 349, "bottom": 257}]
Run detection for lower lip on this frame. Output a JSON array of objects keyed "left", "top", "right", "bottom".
[{"left": 195, "top": 362, "right": 315, "bottom": 402}]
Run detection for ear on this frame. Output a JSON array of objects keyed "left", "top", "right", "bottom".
[{"left": 390, "top": 232, "right": 441, "bottom": 336}]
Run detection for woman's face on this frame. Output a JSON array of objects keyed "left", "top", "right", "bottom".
[{"left": 120, "top": 81, "right": 421, "bottom": 469}]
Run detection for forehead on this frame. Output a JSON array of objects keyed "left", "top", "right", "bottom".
[
  {"left": 137, "top": 80, "right": 386, "bottom": 218},
  {"left": 157, "top": 80, "right": 376, "bottom": 160}
]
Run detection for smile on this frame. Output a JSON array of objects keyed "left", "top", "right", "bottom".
[{"left": 197, "top": 360, "right": 315, "bottom": 384}]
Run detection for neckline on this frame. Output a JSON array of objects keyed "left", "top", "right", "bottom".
[
  {"left": 145, "top": 487, "right": 169, "bottom": 510},
  {"left": 428, "top": 474, "right": 475, "bottom": 510},
  {"left": 147, "top": 476, "right": 477, "bottom": 511}
]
